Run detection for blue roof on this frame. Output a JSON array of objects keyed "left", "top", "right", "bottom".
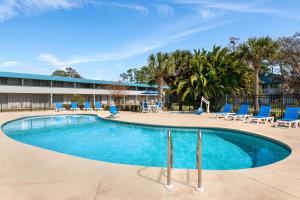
[{"left": 0, "top": 71, "right": 159, "bottom": 88}]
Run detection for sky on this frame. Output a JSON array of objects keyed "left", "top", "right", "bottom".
[{"left": 0, "top": 0, "right": 299, "bottom": 81}]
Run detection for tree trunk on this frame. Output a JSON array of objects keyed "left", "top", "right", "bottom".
[
  {"left": 254, "top": 67, "right": 260, "bottom": 112},
  {"left": 157, "top": 76, "right": 164, "bottom": 103},
  {"left": 178, "top": 92, "right": 183, "bottom": 111}
]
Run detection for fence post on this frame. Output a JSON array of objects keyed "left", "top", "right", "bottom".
[
  {"left": 44, "top": 95, "right": 46, "bottom": 111},
  {"left": 281, "top": 93, "right": 284, "bottom": 118}
]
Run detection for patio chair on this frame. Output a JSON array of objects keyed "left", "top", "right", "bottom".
[
  {"left": 154, "top": 101, "right": 163, "bottom": 112},
  {"left": 226, "top": 104, "right": 252, "bottom": 121},
  {"left": 248, "top": 105, "right": 274, "bottom": 124},
  {"left": 195, "top": 107, "right": 204, "bottom": 115},
  {"left": 54, "top": 102, "right": 65, "bottom": 112},
  {"left": 275, "top": 107, "right": 300, "bottom": 128},
  {"left": 108, "top": 105, "right": 119, "bottom": 118},
  {"left": 141, "top": 101, "right": 151, "bottom": 113},
  {"left": 94, "top": 101, "right": 103, "bottom": 111},
  {"left": 214, "top": 104, "right": 234, "bottom": 119},
  {"left": 70, "top": 102, "right": 80, "bottom": 111},
  {"left": 83, "top": 101, "right": 93, "bottom": 111}
]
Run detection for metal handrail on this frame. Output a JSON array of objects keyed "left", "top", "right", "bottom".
[
  {"left": 196, "top": 130, "right": 204, "bottom": 191},
  {"left": 165, "top": 129, "right": 173, "bottom": 189},
  {"left": 200, "top": 96, "right": 210, "bottom": 113}
]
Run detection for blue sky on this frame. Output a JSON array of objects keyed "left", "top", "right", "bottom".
[{"left": 0, "top": 0, "right": 299, "bottom": 81}]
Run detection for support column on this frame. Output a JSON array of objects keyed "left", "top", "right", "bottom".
[
  {"left": 136, "top": 95, "right": 138, "bottom": 105},
  {"left": 93, "top": 94, "right": 96, "bottom": 105},
  {"left": 50, "top": 93, "right": 53, "bottom": 108},
  {"left": 124, "top": 94, "right": 126, "bottom": 106}
]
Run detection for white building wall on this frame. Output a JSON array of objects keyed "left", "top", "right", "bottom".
[
  {"left": 0, "top": 85, "right": 156, "bottom": 110},
  {"left": 0, "top": 85, "right": 147, "bottom": 95}
]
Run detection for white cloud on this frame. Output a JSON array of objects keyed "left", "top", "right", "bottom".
[
  {"left": 0, "top": 61, "right": 18, "bottom": 67},
  {"left": 198, "top": 9, "right": 215, "bottom": 19},
  {"left": 169, "top": 0, "right": 300, "bottom": 20},
  {"left": 157, "top": 4, "right": 174, "bottom": 16},
  {"left": 201, "top": 2, "right": 279, "bottom": 14},
  {"left": 0, "top": 0, "right": 84, "bottom": 22},
  {"left": 0, "top": 0, "right": 149, "bottom": 22},
  {"left": 94, "top": 1, "right": 148, "bottom": 15}
]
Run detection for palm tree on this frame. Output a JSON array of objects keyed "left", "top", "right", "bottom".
[
  {"left": 169, "top": 50, "right": 193, "bottom": 111},
  {"left": 147, "top": 52, "right": 175, "bottom": 102},
  {"left": 238, "top": 37, "right": 278, "bottom": 110},
  {"left": 177, "top": 46, "right": 252, "bottom": 109}
]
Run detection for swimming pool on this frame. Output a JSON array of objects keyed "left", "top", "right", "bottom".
[{"left": 2, "top": 115, "right": 291, "bottom": 170}]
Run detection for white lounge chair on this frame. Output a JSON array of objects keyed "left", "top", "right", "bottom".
[
  {"left": 226, "top": 104, "right": 252, "bottom": 121},
  {"left": 214, "top": 104, "right": 234, "bottom": 119},
  {"left": 275, "top": 107, "right": 300, "bottom": 128},
  {"left": 248, "top": 106, "right": 274, "bottom": 124}
]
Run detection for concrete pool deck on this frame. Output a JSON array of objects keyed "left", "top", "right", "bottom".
[{"left": 0, "top": 111, "right": 299, "bottom": 200}]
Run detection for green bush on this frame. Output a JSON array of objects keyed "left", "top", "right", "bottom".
[{"left": 70, "top": 94, "right": 85, "bottom": 105}]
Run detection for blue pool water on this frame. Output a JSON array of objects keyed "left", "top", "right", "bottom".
[{"left": 2, "top": 115, "right": 290, "bottom": 170}]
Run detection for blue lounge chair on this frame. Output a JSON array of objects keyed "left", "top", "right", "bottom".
[
  {"left": 83, "top": 101, "right": 93, "bottom": 111},
  {"left": 195, "top": 107, "right": 204, "bottom": 115},
  {"left": 108, "top": 105, "right": 119, "bottom": 118},
  {"left": 214, "top": 104, "right": 234, "bottom": 119},
  {"left": 70, "top": 102, "right": 80, "bottom": 111},
  {"left": 54, "top": 102, "right": 65, "bottom": 112},
  {"left": 248, "top": 105, "right": 274, "bottom": 124},
  {"left": 94, "top": 101, "right": 103, "bottom": 111},
  {"left": 226, "top": 104, "right": 251, "bottom": 121},
  {"left": 276, "top": 107, "right": 300, "bottom": 128},
  {"left": 141, "top": 101, "right": 150, "bottom": 113},
  {"left": 154, "top": 101, "right": 163, "bottom": 112}
]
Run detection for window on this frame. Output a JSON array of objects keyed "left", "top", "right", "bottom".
[
  {"left": 40, "top": 80, "right": 51, "bottom": 87},
  {"left": 0, "top": 78, "right": 8, "bottom": 85},
  {"left": 52, "top": 81, "right": 64, "bottom": 87},
  {"left": 7, "top": 78, "right": 22, "bottom": 85}
]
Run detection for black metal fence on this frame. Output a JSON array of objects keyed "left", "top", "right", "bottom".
[
  {"left": 225, "top": 94, "right": 300, "bottom": 118},
  {"left": 1, "top": 93, "right": 300, "bottom": 118},
  {"left": 166, "top": 93, "right": 300, "bottom": 118}
]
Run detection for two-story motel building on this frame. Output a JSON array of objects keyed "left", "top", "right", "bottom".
[{"left": 0, "top": 71, "right": 159, "bottom": 111}]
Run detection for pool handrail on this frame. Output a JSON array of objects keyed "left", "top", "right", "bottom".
[
  {"left": 165, "top": 129, "right": 173, "bottom": 189},
  {"left": 196, "top": 130, "right": 203, "bottom": 191}
]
